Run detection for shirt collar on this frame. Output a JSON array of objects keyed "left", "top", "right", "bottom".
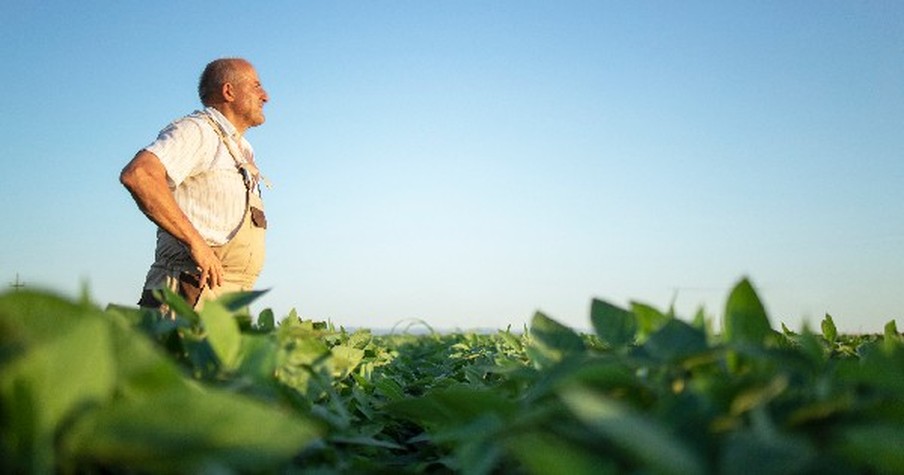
[{"left": 203, "top": 106, "right": 241, "bottom": 140}]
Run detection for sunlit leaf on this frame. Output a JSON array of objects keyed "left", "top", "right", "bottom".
[
  {"left": 631, "top": 301, "right": 669, "bottom": 341},
  {"left": 529, "top": 312, "right": 585, "bottom": 365},
  {"left": 159, "top": 286, "right": 199, "bottom": 324},
  {"left": 821, "top": 314, "right": 837, "bottom": 345},
  {"left": 198, "top": 300, "right": 242, "bottom": 370},
  {"left": 330, "top": 345, "right": 365, "bottom": 378},
  {"left": 216, "top": 289, "right": 270, "bottom": 313}
]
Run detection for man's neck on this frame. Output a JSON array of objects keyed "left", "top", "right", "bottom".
[{"left": 209, "top": 104, "right": 247, "bottom": 137}]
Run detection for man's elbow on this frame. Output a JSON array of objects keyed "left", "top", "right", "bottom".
[
  {"left": 120, "top": 165, "right": 135, "bottom": 190},
  {"left": 120, "top": 151, "right": 153, "bottom": 192}
]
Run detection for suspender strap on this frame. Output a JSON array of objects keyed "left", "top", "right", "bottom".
[{"left": 201, "top": 112, "right": 272, "bottom": 192}]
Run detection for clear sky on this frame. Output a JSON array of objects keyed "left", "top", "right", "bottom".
[{"left": 1, "top": 1, "right": 902, "bottom": 333}]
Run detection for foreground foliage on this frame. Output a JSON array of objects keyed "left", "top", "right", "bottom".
[{"left": 1, "top": 278, "right": 903, "bottom": 473}]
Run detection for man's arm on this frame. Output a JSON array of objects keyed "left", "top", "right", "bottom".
[{"left": 120, "top": 150, "right": 223, "bottom": 288}]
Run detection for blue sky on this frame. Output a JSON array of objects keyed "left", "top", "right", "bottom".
[{"left": 1, "top": 1, "right": 902, "bottom": 333}]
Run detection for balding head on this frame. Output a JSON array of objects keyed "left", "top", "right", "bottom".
[{"left": 198, "top": 58, "right": 252, "bottom": 106}]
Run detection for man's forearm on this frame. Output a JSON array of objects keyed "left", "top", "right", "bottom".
[
  {"left": 121, "top": 150, "right": 224, "bottom": 287},
  {"left": 120, "top": 150, "right": 207, "bottom": 250}
]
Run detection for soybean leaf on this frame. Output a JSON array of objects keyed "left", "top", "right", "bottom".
[
  {"left": 560, "top": 386, "right": 705, "bottom": 475},
  {"left": 719, "top": 429, "right": 817, "bottom": 475},
  {"left": 236, "top": 334, "right": 279, "bottom": 385},
  {"left": 159, "top": 287, "right": 199, "bottom": 324},
  {"left": 821, "top": 314, "right": 837, "bottom": 345},
  {"left": 529, "top": 312, "right": 585, "bottom": 365},
  {"left": 631, "top": 301, "right": 669, "bottom": 341},
  {"left": 62, "top": 387, "right": 321, "bottom": 473},
  {"left": 835, "top": 424, "right": 904, "bottom": 474},
  {"left": 217, "top": 289, "right": 270, "bottom": 313},
  {"left": 106, "top": 314, "right": 190, "bottom": 396},
  {"left": 1, "top": 316, "right": 115, "bottom": 474},
  {"left": 591, "top": 299, "right": 636, "bottom": 348},
  {"left": 884, "top": 320, "right": 902, "bottom": 353},
  {"left": 386, "top": 387, "right": 515, "bottom": 432},
  {"left": 198, "top": 301, "right": 242, "bottom": 370},
  {"left": 257, "top": 308, "right": 276, "bottom": 332},
  {"left": 374, "top": 376, "right": 406, "bottom": 402},
  {"left": 722, "top": 278, "right": 772, "bottom": 346},
  {"left": 330, "top": 345, "right": 365, "bottom": 378},
  {"left": 507, "top": 431, "right": 616, "bottom": 475},
  {"left": 642, "top": 319, "right": 708, "bottom": 362}
]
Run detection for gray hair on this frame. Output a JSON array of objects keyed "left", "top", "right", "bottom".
[{"left": 198, "top": 58, "right": 247, "bottom": 106}]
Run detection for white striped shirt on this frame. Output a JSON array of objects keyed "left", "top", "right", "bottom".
[{"left": 144, "top": 107, "right": 260, "bottom": 245}]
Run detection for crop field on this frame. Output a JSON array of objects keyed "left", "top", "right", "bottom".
[{"left": 2, "top": 278, "right": 903, "bottom": 474}]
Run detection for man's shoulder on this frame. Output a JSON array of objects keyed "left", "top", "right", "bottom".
[
  {"left": 168, "top": 110, "right": 210, "bottom": 129},
  {"left": 147, "top": 110, "right": 220, "bottom": 158},
  {"left": 157, "top": 111, "right": 217, "bottom": 140}
]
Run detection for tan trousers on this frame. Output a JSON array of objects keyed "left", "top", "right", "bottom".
[{"left": 139, "top": 192, "right": 266, "bottom": 312}]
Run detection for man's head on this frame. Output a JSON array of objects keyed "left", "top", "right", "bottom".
[{"left": 198, "top": 58, "right": 269, "bottom": 133}]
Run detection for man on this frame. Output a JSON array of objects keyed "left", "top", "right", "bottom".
[{"left": 121, "top": 58, "right": 270, "bottom": 312}]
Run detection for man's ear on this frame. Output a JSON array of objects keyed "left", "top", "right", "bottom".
[{"left": 221, "top": 82, "right": 236, "bottom": 102}]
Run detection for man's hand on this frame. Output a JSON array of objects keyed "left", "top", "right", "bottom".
[{"left": 189, "top": 241, "right": 224, "bottom": 288}]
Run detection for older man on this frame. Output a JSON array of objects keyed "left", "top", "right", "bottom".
[{"left": 121, "top": 58, "right": 270, "bottom": 311}]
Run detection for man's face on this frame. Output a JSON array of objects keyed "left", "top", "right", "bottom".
[{"left": 231, "top": 63, "right": 269, "bottom": 129}]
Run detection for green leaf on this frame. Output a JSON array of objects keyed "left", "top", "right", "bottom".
[
  {"left": 642, "top": 319, "right": 708, "bottom": 362},
  {"left": 507, "top": 431, "right": 616, "bottom": 475},
  {"left": 550, "top": 358, "right": 639, "bottom": 398},
  {"left": 885, "top": 320, "right": 900, "bottom": 339},
  {"left": 374, "top": 377, "right": 406, "bottom": 402},
  {"left": 719, "top": 429, "right": 817, "bottom": 474},
  {"left": 631, "top": 301, "right": 669, "bottom": 341},
  {"left": 0, "top": 308, "right": 116, "bottom": 473},
  {"left": 835, "top": 424, "right": 904, "bottom": 474},
  {"left": 0, "top": 292, "right": 116, "bottom": 473},
  {"left": 722, "top": 278, "right": 772, "bottom": 346},
  {"left": 821, "top": 314, "right": 837, "bottom": 345},
  {"left": 837, "top": 341, "right": 904, "bottom": 393},
  {"left": 780, "top": 322, "right": 796, "bottom": 336},
  {"left": 159, "top": 286, "right": 199, "bottom": 323},
  {"left": 560, "top": 386, "right": 704, "bottom": 475},
  {"left": 729, "top": 376, "right": 789, "bottom": 416},
  {"left": 590, "top": 299, "right": 637, "bottom": 348},
  {"left": 105, "top": 313, "right": 190, "bottom": 397},
  {"left": 330, "top": 345, "right": 365, "bottom": 378},
  {"left": 236, "top": 334, "right": 278, "bottom": 384},
  {"left": 62, "top": 387, "right": 321, "bottom": 473},
  {"left": 346, "top": 329, "right": 372, "bottom": 349},
  {"left": 386, "top": 387, "right": 514, "bottom": 432},
  {"left": 795, "top": 328, "right": 830, "bottom": 366},
  {"left": 257, "top": 308, "right": 276, "bottom": 331},
  {"left": 884, "top": 320, "right": 901, "bottom": 353},
  {"left": 529, "top": 312, "right": 585, "bottom": 365},
  {"left": 216, "top": 289, "right": 270, "bottom": 313},
  {"left": 198, "top": 300, "right": 242, "bottom": 370}
]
